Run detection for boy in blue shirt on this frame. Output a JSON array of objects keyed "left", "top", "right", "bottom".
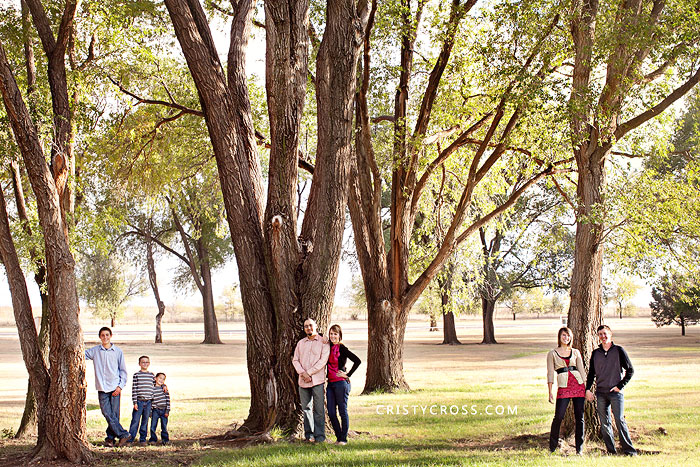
[{"left": 85, "top": 327, "right": 130, "bottom": 447}]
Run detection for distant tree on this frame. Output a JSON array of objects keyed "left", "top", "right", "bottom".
[
  {"left": 77, "top": 251, "right": 147, "bottom": 327},
  {"left": 550, "top": 293, "right": 567, "bottom": 316},
  {"left": 344, "top": 274, "right": 367, "bottom": 319},
  {"left": 610, "top": 275, "right": 641, "bottom": 319},
  {"left": 219, "top": 284, "right": 240, "bottom": 321},
  {"left": 476, "top": 191, "right": 574, "bottom": 343},
  {"left": 650, "top": 275, "right": 700, "bottom": 336}
]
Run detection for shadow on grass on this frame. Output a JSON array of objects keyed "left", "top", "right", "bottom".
[
  {"left": 0, "top": 430, "right": 662, "bottom": 466},
  {"left": 194, "top": 438, "right": 490, "bottom": 467}
]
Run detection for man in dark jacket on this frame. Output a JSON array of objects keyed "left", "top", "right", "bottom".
[{"left": 585, "top": 325, "right": 637, "bottom": 456}]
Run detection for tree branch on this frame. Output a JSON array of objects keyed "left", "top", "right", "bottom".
[
  {"left": 109, "top": 76, "right": 204, "bottom": 116},
  {"left": 615, "top": 66, "right": 700, "bottom": 140}
]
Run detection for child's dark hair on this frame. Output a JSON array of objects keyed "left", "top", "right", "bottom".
[
  {"left": 98, "top": 326, "right": 112, "bottom": 337},
  {"left": 138, "top": 355, "right": 149, "bottom": 363},
  {"left": 155, "top": 372, "right": 166, "bottom": 379}
]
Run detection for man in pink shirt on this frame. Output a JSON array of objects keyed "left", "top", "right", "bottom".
[{"left": 292, "top": 318, "right": 330, "bottom": 442}]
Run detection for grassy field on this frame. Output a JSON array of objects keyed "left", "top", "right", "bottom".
[{"left": 0, "top": 317, "right": 698, "bottom": 466}]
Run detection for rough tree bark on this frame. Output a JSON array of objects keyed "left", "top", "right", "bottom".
[
  {"left": 13, "top": 0, "right": 49, "bottom": 439},
  {"left": 0, "top": 36, "right": 92, "bottom": 463},
  {"left": 24, "top": 0, "right": 75, "bottom": 224},
  {"left": 163, "top": 0, "right": 369, "bottom": 435},
  {"left": 10, "top": 163, "right": 50, "bottom": 438},
  {"left": 0, "top": 188, "right": 50, "bottom": 445}
]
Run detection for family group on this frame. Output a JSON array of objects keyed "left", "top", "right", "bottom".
[
  {"left": 85, "top": 327, "right": 170, "bottom": 447},
  {"left": 83, "top": 321, "right": 636, "bottom": 455}
]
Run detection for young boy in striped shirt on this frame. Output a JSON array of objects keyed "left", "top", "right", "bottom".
[
  {"left": 128, "top": 356, "right": 155, "bottom": 445},
  {"left": 150, "top": 372, "right": 171, "bottom": 445}
]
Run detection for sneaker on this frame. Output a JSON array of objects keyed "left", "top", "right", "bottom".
[
  {"left": 117, "top": 436, "right": 131, "bottom": 447},
  {"left": 161, "top": 441, "right": 170, "bottom": 446},
  {"left": 306, "top": 437, "right": 315, "bottom": 443},
  {"left": 104, "top": 439, "right": 115, "bottom": 447},
  {"left": 337, "top": 441, "right": 347, "bottom": 446}
]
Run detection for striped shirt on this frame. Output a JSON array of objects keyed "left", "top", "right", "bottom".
[
  {"left": 152, "top": 384, "right": 170, "bottom": 413},
  {"left": 131, "top": 371, "right": 155, "bottom": 404}
]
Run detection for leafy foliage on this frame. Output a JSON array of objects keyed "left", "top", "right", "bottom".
[{"left": 650, "top": 274, "right": 700, "bottom": 334}]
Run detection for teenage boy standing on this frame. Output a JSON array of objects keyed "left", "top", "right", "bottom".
[{"left": 85, "top": 327, "right": 131, "bottom": 447}]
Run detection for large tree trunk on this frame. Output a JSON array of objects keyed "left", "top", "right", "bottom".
[
  {"left": 481, "top": 298, "right": 497, "bottom": 344},
  {"left": 365, "top": 297, "right": 410, "bottom": 392},
  {"left": 165, "top": 0, "right": 283, "bottom": 435},
  {"left": 0, "top": 188, "right": 50, "bottom": 442},
  {"left": 0, "top": 39, "right": 91, "bottom": 463},
  {"left": 562, "top": 150, "right": 607, "bottom": 440},
  {"left": 261, "top": 0, "right": 309, "bottom": 435},
  {"left": 146, "top": 240, "right": 166, "bottom": 343},
  {"left": 199, "top": 245, "right": 222, "bottom": 344},
  {"left": 164, "top": 0, "right": 368, "bottom": 436},
  {"left": 15, "top": 262, "right": 49, "bottom": 438}
]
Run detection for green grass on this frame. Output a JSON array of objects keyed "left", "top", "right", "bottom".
[
  {"left": 188, "top": 370, "right": 700, "bottom": 466},
  {"left": 2, "top": 320, "right": 699, "bottom": 466}
]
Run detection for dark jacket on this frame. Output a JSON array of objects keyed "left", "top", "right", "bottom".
[
  {"left": 330, "top": 343, "right": 362, "bottom": 378},
  {"left": 585, "top": 343, "right": 634, "bottom": 394}
]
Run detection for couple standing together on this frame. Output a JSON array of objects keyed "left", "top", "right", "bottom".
[
  {"left": 292, "top": 319, "right": 361, "bottom": 444},
  {"left": 547, "top": 324, "right": 637, "bottom": 456}
]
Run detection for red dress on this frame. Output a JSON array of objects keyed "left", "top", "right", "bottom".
[{"left": 556, "top": 356, "right": 585, "bottom": 399}]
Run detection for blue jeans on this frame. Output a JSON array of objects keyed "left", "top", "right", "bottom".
[
  {"left": 596, "top": 392, "right": 636, "bottom": 455},
  {"left": 327, "top": 380, "right": 351, "bottom": 442},
  {"left": 150, "top": 407, "right": 169, "bottom": 443},
  {"left": 128, "top": 400, "right": 152, "bottom": 442},
  {"left": 299, "top": 384, "right": 325, "bottom": 442},
  {"left": 98, "top": 390, "right": 130, "bottom": 441}
]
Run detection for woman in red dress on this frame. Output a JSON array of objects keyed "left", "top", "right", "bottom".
[{"left": 546, "top": 327, "right": 587, "bottom": 454}]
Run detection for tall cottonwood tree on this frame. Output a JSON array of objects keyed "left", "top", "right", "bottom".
[
  {"left": 564, "top": 0, "right": 700, "bottom": 437},
  {"left": 162, "top": 0, "right": 369, "bottom": 434},
  {"left": 0, "top": 0, "right": 92, "bottom": 460},
  {"left": 348, "top": 0, "right": 573, "bottom": 392}
]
